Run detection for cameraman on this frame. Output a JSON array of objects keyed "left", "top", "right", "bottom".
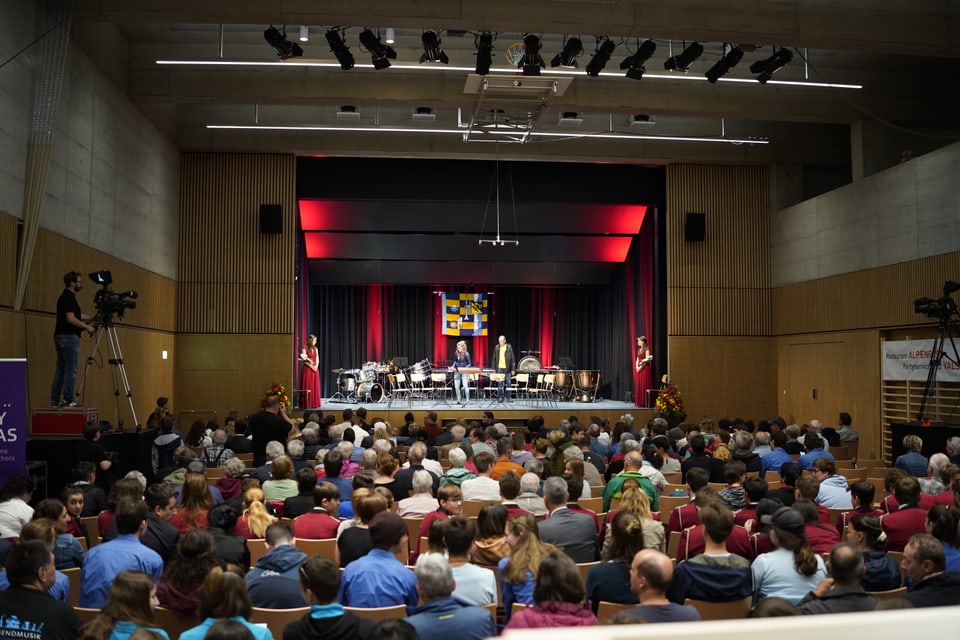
[{"left": 51, "top": 271, "right": 96, "bottom": 408}]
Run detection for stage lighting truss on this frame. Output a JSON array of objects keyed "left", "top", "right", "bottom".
[
  {"left": 474, "top": 31, "right": 494, "bottom": 75},
  {"left": 750, "top": 46, "right": 793, "bottom": 83},
  {"left": 585, "top": 37, "right": 616, "bottom": 77},
  {"left": 664, "top": 41, "right": 704, "bottom": 71},
  {"left": 420, "top": 30, "right": 449, "bottom": 64},
  {"left": 324, "top": 28, "right": 355, "bottom": 70},
  {"left": 358, "top": 28, "right": 397, "bottom": 70},
  {"left": 551, "top": 36, "right": 583, "bottom": 68},
  {"left": 620, "top": 39, "right": 657, "bottom": 80},
  {"left": 263, "top": 26, "right": 303, "bottom": 59},
  {"left": 705, "top": 43, "right": 744, "bottom": 83},
  {"left": 520, "top": 34, "right": 545, "bottom": 76}
]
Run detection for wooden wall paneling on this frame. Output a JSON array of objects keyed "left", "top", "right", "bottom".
[
  {"left": 667, "top": 336, "right": 777, "bottom": 423},
  {"left": 0, "top": 213, "right": 16, "bottom": 308},
  {"left": 0, "top": 309, "right": 26, "bottom": 358},
  {"left": 668, "top": 288, "right": 771, "bottom": 336}
]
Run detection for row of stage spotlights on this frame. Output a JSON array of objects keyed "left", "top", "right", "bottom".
[{"left": 265, "top": 27, "right": 793, "bottom": 83}]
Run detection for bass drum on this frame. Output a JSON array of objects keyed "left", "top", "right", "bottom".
[
  {"left": 357, "top": 381, "right": 384, "bottom": 403},
  {"left": 517, "top": 356, "right": 542, "bottom": 372}
]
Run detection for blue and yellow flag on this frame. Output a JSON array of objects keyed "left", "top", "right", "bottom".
[{"left": 441, "top": 292, "right": 488, "bottom": 336}]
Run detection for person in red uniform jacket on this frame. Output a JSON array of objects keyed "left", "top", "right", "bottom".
[
  {"left": 666, "top": 468, "right": 709, "bottom": 535},
  {"left": 794, "top": 501, "right": 841, "bottom": 554},
  {"left": 795, "top": 475, "right": 831, "bottom": 525},
  {"left": 837, "top": 481, "right": 884, "bottom": 535},
  {"left": 291, "top": 481, "right": 342, "bottom": 540},
  {"left": 880, "top": 476, "right": 929, "bottom": 552}
]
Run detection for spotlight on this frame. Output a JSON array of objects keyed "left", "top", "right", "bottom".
[
  {"left": 620, "top": 39, "right": 656, "bottom": 80},
  {"left": 420, "top": 31, "right": 449, "bottom": 64},
  {"left": 263, "top": 26, "right": 303, "bottom": 59},
  {"left": 475, "top": 31, "right": 493, "bottom": 75},
  {"left": 385, "top": 27, "right": 396, "bottom": 44},
  {"left": 358, "top": 29, "right": 397, "bottom": 70},
  {"left": 550, "top": 37, "right": 583, "bottom": 68},
  {"left": 705, "top": 43, "right": 744, "bottom": 83},
  {"left": 750, "top": 47, "right": 793, "bottom": 83},
  {"left": 324, "top": 29, "right": 355, "bottom": 70},
  {"left": 585, "top": 38, "right": 616, "bottom": 77},
  {"left": 663, "top": 41, "right": 703, "bottom": 71},
  {"left": 520, "top": 34, "right": 545, "bottom": 76}
]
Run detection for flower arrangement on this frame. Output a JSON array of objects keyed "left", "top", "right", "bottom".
[
  {"left": 655, "top": 384, "right": 685, "bottom": 417},
  {"left": 263, "top": 380, "right": 291, "bottom": 411}
]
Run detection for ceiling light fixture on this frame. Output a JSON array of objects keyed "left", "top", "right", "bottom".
[
  {"left": 385, "top": 27, "right": 396, "bottom": 44},
  {"left": 664, "top": 41, "right": 704, "bottom": 71},
  {"left": 263, "top": 26, "right": 303, "bottom": 59},
  {"left": 750, "top": 47, "right": 793, "bottom": 83},
  {"left": 520, "top": 34, "right": 545, "bottom": 76},
  {"left": 705, "top": 43, "right": 744, "bottom": 83},
  {"left": 474, "top": 32, "right": 493, "bottom": 75},
  {"left": 299, "top": 26, "right": 309, "bottom": 42},
  {"left": 551, "top": 37, "right": 583, "bottom": 68},
  {"left": 620, "top": 39, "right": 657, "bottom": 80},
  {"left": 358, "top": 28, "right": 396, "bottom": 70},
  {"left": 420, "top": 31, "right": 449, "bottom": 64},
  {"left": 324, "top": 29, "right": 355, "bottom": 70},
  {"left": 585, "top": 37, "right": 616, "bottom": 77}
]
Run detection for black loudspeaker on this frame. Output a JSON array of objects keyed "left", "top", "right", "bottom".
[
  {"left": 684, "top": 212, "right": 706, "bottom": 241},
  {"left": 259, "top": 204, "right": 283, "bottom": 234}
]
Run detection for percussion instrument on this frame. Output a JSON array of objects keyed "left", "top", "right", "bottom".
[
  {"left": 338, "top": 371, "right": 358, "bottom": 392},
  {"left": 552, "top": 369, "right": 573, "bottom": 400},
  {"left": 359, "top": 361, "right": 379, "bottom": 382},
  {"left": 518, "top": 356, "right": 542, "bottom": 372},
  {"left": 574, "top": 369, "right": 601, "bottom": 402},
  {"left": 357, "top": 381, "right": 384, "bottom": 403}
]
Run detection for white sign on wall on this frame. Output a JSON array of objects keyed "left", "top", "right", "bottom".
[{"left": 881, "top": 339, "right": 960, "bottom": 382}]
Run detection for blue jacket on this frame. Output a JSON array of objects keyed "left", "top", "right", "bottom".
[
  {"left": 798, "top": 449, "right": 834, "bottom": 471},
  {"left": 760, "top": 449, "right": 793, "bottom": 478},
  {"left": 405, "top": 597, "right": 496, "bottom": 640},
  {"left": 895, "top": 451, "right": 928, "bottom": 477},
  {"left": 245, "top": 544, "right": 308, "bottom": 608}
]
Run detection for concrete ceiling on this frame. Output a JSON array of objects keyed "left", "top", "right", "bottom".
[{"left": 68, "top": 1, "right": 960, "bottom": 285}]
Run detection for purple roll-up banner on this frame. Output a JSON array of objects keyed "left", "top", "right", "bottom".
[{"left": 0, "top": 359, "right": 27, "bottom": 487}]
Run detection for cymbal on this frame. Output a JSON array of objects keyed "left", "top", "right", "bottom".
[{"left": 331, "top": 368, "right": 345, "bottom": 374}]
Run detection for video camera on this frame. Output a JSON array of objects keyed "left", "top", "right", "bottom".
[
  {"left": 914, "top": 280, "right": 960, "bottom": 320},
  {"left": 89, "top": 270, "right": 138, "bottom": 321}
]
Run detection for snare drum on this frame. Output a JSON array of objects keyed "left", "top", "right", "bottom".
[
  {"left": 518, "top": 356, "right": 542, "bottom": 372},
  {"left": 357, "top": 381, "right": 384, "bottom": 403}
]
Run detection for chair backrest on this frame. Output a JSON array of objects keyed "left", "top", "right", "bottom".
[
  {"left": 205, "top": 466, "right": 227, "bottom": 479},
  {"left": 657, "top": 495, "right": 689, "bottom": 523},
  {"left": 838, "top": 467, "right": 867, "bottom": 482},
  {"left": 511, "top": 602, "right": 530, "bottom": 616},
  {"left": 431, "top": 373, "right": 447, "bottom": 383},
  {"left": 236, "top": 452, "right": 254, "bottom": 464},
  {"left": 75, "top": 535, "right": 88, "bottom": 551},
  {"left": 402, "top": 517, "right": 423, "bottom": 554},
  {"left": 662, "top": 472, "right": 682, "bottom": 485},
  {"left": 868, "top": 586, "right": 907, "bottom": 600},
  {"left": 579, "top": 497, "right": 602, "bottom": 512},
  {"left": 596, "top": 600, "right": 636, "bottom": 621},
  {"left": 827, "top": 507, "right": 851, "bottom": 526},
  {"left": 246, "top": 538, "right": 269, "bottom": 569},
  {"left": 482, "top": 602, "right": 497, "bottom": 623},
  {"left": 663, "top": 483, "right": 686, "bottom": 495},
  {"left": 295, "top": 537, "right": 337, "bottom": 560},
  {"left": 80, "top": 516, "right": 101, "bottom": 546},
  {"left": 866, "top": 477, "right": 888, "bottom": 504},
  {"left": 666, "top": 530, "right": 682, "bottom": 559},
  {"left": 576, "top": 561, "right": 600, "bottom": 585},
  {"left": 343, "top": 604, "right": 408, "bottom": 623},
  {"left": 73, "top": 607, "right": 100, "bottom": 625},
  {"left": 62, "top": 567, "right": 81, "bottom": 607},
  {"left": 684, "top": 595, "right": 752, "bottom": 620},
  {"left": 153, "top": 606, "right": 201, "bottom": 639},
  {"left": 462, "top": 500, "right": 498, "bottom": 518},
  {"left": 251, "top": 606, "right": 310, "bottom": 639},
  {"left": 515, "top": 373, "right": 529, "bottom": 384}
]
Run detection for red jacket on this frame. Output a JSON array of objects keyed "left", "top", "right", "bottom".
[
  {"left": 882, "top": 493, "right": 935, "bottom": 513},
  {"left": 667, "top": 501, "right": 699, "bottom": 535},
  {"left": 836, "top": 507, "right": 884, "bottom": 535},
  {"left": 804, "top": 521, "right": 841, "bottom": 555},
  {"left": 880, "top": 505, "right": 928, "bottom": 552},
  {"left": 734, "top": 504, "right": 758, "bottom": 527},
  {"left": 676, "top": 524, "right": 753, "bottom": 562}
]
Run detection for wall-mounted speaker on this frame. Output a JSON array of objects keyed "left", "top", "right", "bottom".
[
  {"left": 684, "top": 212, "right": 705, "bottom": 241},
  {"left": 259, "top": 204, "right": 283, "bottom": 234}
]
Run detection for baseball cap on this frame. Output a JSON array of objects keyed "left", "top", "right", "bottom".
[{"left": 760, "top": 506, "right": 805, "bottom": 535}]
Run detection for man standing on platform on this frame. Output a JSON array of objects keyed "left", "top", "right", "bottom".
[
  {"left": 249, "top": 396, "right": 294, "bottom": 466},
  {"left": 50, "top": 271, "right": 96, "bottom": 408},
  {"left": 491, "top": 335, "right": 515, "bottom": 401}
]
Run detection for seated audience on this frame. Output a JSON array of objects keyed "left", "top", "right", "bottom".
[
  {"left": 405, "top": 554, "right": 498, "bottom": 639},
  {"left": 879, "top": 475, "right": 928, "bottom": 551},
  {"left": 901, "top": 533, "right": 960, "bottom": 607},
  {"left": 795, "top": 542, "right": 879, "bottom": 614},
  {"left": 444, "top": 516, "right": 497, "bottom": 606},
  {"left": 245, "top": 522, "right": 308, "bottom": 608},
  {"left": 895, "top": 434, "right": 928, "bottom": 477},
  {"left": 262, "top": 456, "right": 299, "bottom": 502},
  {"left": 924, "top": 504, "right": 960, "bottom": 572},
  {"left": 718, "top": 461, "right": 747, "bottom": 510},
  {"left": 206, "top": 504, "right": 249, "bottom": 570},
  {"left": 505, "top": 551, "right": 596, "bottom": 629},
  {"left": 586, "top": 511, "right": 643, "bottom": 613},
  {"left": 178, "top": 567, "right": 271, "bottom": 640},
  {"left": 812, "top": 458, "right": 852, "bottom": 509},
  {"left": 538, "top": 476, "right": 598, "bottom": 564},
  {"left": 398, "top": 470, "right": 439, "bottom": 518},
  {"left": 0, "top": 519, "right": 71, "bottom": 601},
  {"left": 338, "top": 490, "right": 388, "bottom": 568},
  {"left": 472, "top": 503, "right": 510, "bottom": 567},
  {"left": 283, "top": 468, "right": 318, "bottom": 519},
  {"left": 79, "top": 570, "right": 168, "bottom": 640},
  {"left": 842, "top": 514, "right": 901, "bottom": 592},
  {"left": 339, "top": 511, "right": 419, "bottom": 609},
  {"left": 170, "top": 472, "right": 213, "bottom": 533},
  {"left": 214, "top": 458, "right": 246, "bottom": 502},
  {"left": 499, "top": 514, "right": 560, "bottom": 620},
  {"left": 794, "top": 501, "right": 841, "bottom": 555},
  {"left": 32, "top": 498, "right": 84, "bottom": 570},
  {"left": 752, "top": 506, "right": 826, "bottom": 604},
  {"left": 292, "top": 481, "right": 342, "bottom": 540},
  {"left": 157, "top": 529, "right": 219, "bottom": 619},
  {"left": 837, "top": 481, "right": 883, "bottom": 535},
  {"left": 233, "top": 488, "right": 276, "bottom": 540},
  {"left": 621, "top": 549, "right": 702, "bottom": 623},
  {"left": 0, "top": 539, "right": 80, "bottom": 640},
  {"left": 284, "top": 556, "right": 375, "bottom": 640}
]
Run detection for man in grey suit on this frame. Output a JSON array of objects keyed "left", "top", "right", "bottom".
[{"left": 537, "top": 476, "right": 598, "bottom": 563}]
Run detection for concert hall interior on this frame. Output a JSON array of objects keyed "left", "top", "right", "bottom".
[{"left": 2, "top": 0, "right": 960, "bottom": 479}]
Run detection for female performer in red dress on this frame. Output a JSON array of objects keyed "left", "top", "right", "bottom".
[
  {"left": 634, "top": 335, "right": 653, "bottom": 408},
  {"left": 300, "top": 334, "right": 321, "bottom": 409}
]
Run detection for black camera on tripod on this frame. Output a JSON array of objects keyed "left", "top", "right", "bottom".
[
  {"left": 89, "top": 270, "right": 138, "bottom": 321},
  {"left": 914, "top": 281, "right": 960, "bottom": 320}
]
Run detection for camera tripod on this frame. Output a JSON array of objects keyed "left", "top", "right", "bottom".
[
  {"left": 76, "top": 317, "right": 141, "bottom": 431},
  {"left": 917, "top": 316, "right": 960, "bottom": 422}
]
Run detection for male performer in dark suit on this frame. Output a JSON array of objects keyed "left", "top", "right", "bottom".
[
  {"left": 537, "top": 476, "right": 598, "bottom": 563},
  {"left": 491, "top": 335, "right": 516, "bottom": 401}
]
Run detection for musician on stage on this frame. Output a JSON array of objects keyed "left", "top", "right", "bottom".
[
  {"left": 492, "top": 335, "right": 516, "bottom": 401},
  {"left": 451, "top": 340, "right": 472, "bottom": 405},
  {"left": 299, "top": 334, "right": 321, "bottom": 409},
  {"left": 635, "top": 335, "right": 653, "bottom": 408}
]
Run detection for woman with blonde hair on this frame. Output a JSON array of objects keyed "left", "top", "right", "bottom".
[
  {"left": 80, "top": 570, "right": 167, "bottom": 640},
  {"left": 178, "top": 567, "right": 271, "bottom": 640},
  {"left": 262, "top": 455, "right": 298, "bottom": 501},
  {"left": 600, "top": 485, "right": 663, "bottom": 555},
  {"left": 498, "top": 514, "right": 560, "bottom": 620},
  {"left": 452, "top": 340, "right": 472, "bottom": 405},
  {"left": 171, "top": 473, "right": 213, "bottom": 532},
  {"left": 233, "top": 488, "right": 276, "bottom": 539}
]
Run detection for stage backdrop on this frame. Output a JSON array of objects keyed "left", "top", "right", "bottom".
[{"left": 0, "top": 359, "right": 27, "bottom": 486}]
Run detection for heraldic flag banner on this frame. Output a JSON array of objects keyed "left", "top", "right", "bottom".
[{"left": 441, "top": 292, "right": 488, "bottom": 337}]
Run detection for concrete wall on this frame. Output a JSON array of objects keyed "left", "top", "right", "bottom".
[
  {"left": 0, "top": 2, "right": 179, "bottom": 279},
  {"left": 772, "top": 140, "right": 960, "bottom": 287}
]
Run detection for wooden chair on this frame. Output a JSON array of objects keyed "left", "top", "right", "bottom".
[
  {"left": 662, "top": 472, "right": 682, "bottom": 485},
  {"left": 246, "top": 538, "right": 269, "bottom": 569},
  {"left": 596, "top": 600, "right": 637, "bottom": 620},
  {"left": 838, "top": 467, "right": 867, "bottom": 482},
  {"left": 866, "top": 477, "right": 889, "bottom": 504},
  {"left": 707, "top": 482, "right": 727, "bottom": 491},
  {"left": 576, "top": 561, "right": 600, "bottom": 585},
  {"left": 74, "top": 607, "right": 100, "bottom": 625},
  {"left": 858, "top": 459, "right": 887, "bottom": 472},
  {"left": 295, "top": 537, "right": 337, "bottom": 559},
  {"left": 579, "top": 497, "right": 602, "bottom": 512},
  {"left": 402, "top": 516, "right": 423, "bottom": 557},
  {"left": 667, "top": 530, "right": 682, "bottom": 559},
  {"left": 462, "top": 500, "right": 498, "bottom": 518},
  {"left": 62, "top": 567, "right": 82, "bottom": 607},
  {"left": 868, "top": 586, "right": 907, "bottom": 600},
  {"left": 610, "top": 497, "right": 621, "bottom": 511},
  {"left": 75, "top": 536, "right": 88, "bottom": 551},
  {"left": 766, "top": 479, "right": 781, "bottom": 491},
  {"left": 482, "top": 602, "right": 497, "bottom": 623},
  {"left": 511, "top": 602, "right": 530, "bottom": 617},
  {"left": 684, "top": 595, "right": 752, "bottom": 620},
  {"left": 827, "top": 507, "right": 851, "bottom": 526},
  {"left": 656, "top": 495, "right": 689, "bottom": 524},
  {"left": 343, "top": 604, "right": 408, "bottom": 623},
  {"left": 251, "top": 606, "right": 309, "bottom": 639},
  {"left": 154, "top": 606, "right": 201, "bottom": 639},
  {"left": 205, "top": 466, "right": 227, "bottom": 479},
  {"left": 663, "top": 483, "right": 687, "bottom": 495},
  {"left": 80, "top": 516, "right": 101, "bottom": 547},
  {"left": 236, "top": 452, "right": 254, "bottom": 464}
]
